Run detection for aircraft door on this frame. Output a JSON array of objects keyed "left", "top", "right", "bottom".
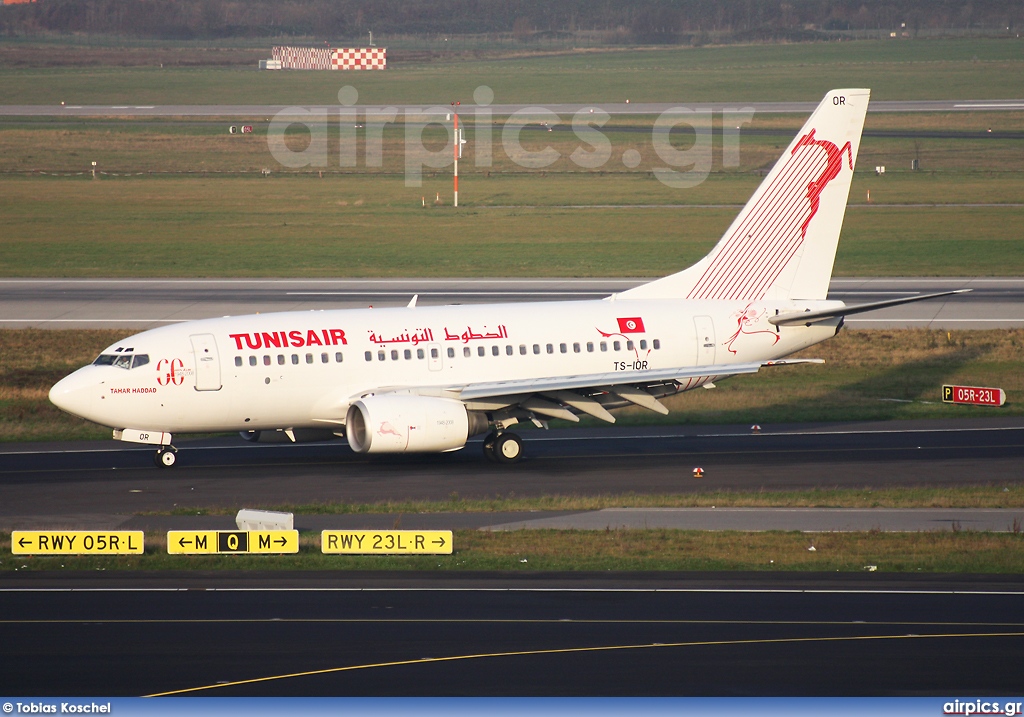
[
  {"left": 427, "top": 343, "right": 443, "bottom": 372},
  {"left": 694, "top": 316, "right": 716, "bottom": 365},
  {"left": 190, "top": 333, "right": 222, "bottom": 391}
]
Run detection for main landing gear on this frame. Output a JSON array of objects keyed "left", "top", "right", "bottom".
[
  {"left": 154, "top": 445, "right": 178, "bottom": 468},
  {"left": 482, "top": 431, "right": 523, "bottom": 464}
]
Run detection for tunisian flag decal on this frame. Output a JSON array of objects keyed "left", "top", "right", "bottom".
[{"left": 617, "top": 317, "right": 646, "bottom": 333}]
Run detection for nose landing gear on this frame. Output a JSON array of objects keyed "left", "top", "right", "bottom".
[{"left": 154, "top": 445, "right": 178, "bottom": 468}]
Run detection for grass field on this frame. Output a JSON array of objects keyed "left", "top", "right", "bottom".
[
  {"left": 171, "top": 485, "right": 1024, "bottom": 514},
  {"left": 2, "top": 98, "right": 1020, "bottom": 278},
  {"left": 3, "top": 328, "right": 1021, "bottom": 443},
  {"left": 2, "top": 175, "right": 1021, "bottom": 277},
  {"left": 3, "top": 530, "right": 1023, "bottom": 573},
  {"left": 1, "top": 39, "right": 1022, "bottom": 105}
]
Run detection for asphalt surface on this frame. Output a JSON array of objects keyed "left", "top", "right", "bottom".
[
  {"left": 1, "top": 419, "right": 1022, "bottom": 524},
  {"left": 2, "top": 277, "right": 1020, "bottom": 329},
  {"left": 4, "top": 419, "right": 1022, "bottom": 697},
  {"left": 1, "top": 572, "right": 1022, "bottom": 696},
  {"left": 3, "top": 100, "right": 1024, "bottom": 117}
]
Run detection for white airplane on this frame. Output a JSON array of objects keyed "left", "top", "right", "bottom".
[{"left": 50, "top": 88, "right": 965, "bottom": 467}]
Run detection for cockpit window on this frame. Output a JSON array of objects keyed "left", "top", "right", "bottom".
[{"left": 93, "top": 353, "right": 149, "bottom": 370}]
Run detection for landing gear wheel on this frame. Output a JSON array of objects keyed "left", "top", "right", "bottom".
[
  {"left": 482, "top": 432, "right": 499, "bottom": 463},
  {"left": 154, "top": 446, "right": 177, "bottom": 468},
  {"left": 493, "top": 432, "right": 523, "bottom": 464}
]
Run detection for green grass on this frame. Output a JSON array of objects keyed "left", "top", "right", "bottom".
[
  {"left": 1, "top": 40, "right": 1022, "bottom": 105},
  {"left": 4, "top": 329, "right": 1022, "bottom": 443},
  {"left": 1, "top": 175, "right": 1022, "bottom": 277},
  {"left": 170, "top": 485, "right": 1024, "bottom": 515},
  {"left": 4, "top": 530, "right": 1023, "bottom": 573}
]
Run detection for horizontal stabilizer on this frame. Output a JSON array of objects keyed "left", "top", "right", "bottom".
[{"left": 769, "top": 290, "right": 970, "bottom": 327}]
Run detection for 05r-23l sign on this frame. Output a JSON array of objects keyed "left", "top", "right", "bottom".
[{"left": 942, "top": 384, "right": 1006, "bottom": 407}]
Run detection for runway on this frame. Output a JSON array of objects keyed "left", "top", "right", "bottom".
[
  {"left": 2, "top": 277, "right": 1021, "bottom": 329},
  {"left": 1, "top": 419, "right": 1022, "bottom": 524},
  {"left": 3, "top": 99, "right": 1024, "bottom": 117},
  {"left": 1, "top": 572, "right": 1022, "bottom": 695}
]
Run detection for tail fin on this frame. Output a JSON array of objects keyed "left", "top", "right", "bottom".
[{"left": 621, "top": 88, "right": 869, "bottom": 302}]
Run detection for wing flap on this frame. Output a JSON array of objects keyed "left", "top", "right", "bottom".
[{"left": 455, "top": 359, "right": 823, "bottom": 401}]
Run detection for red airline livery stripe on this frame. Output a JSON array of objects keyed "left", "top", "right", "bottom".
[
  {"left": 229, "top": 329, "right": 347, "bottom": 351},
  {"left": 686, "top": 128, "right": 852, "bottom": 302}
]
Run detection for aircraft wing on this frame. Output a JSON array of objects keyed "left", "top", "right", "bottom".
[
  {"left": 456, "top": 359, "right": 821, "bottom": 400},
  {"left": 440, "top": 358, "right": 823, "bottom": 423}
]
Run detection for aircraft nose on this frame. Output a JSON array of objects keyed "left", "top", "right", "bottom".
[{"left": 49, "top": 367, "right": 107, "bottom": 423}]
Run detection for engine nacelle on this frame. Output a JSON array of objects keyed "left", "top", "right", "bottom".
[{"left": 345, "top": 394, "right": 486, "bottom": 454}]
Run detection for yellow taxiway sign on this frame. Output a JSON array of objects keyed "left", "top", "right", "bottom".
[
  {"left": 167, "top": 530, "right": 299, "bottom": 555},
  {"left": 321, "top": 530, "right": 453, "bottom": 555},
  {"left": 11, "top": 531, "right": 144, "bottom": 555}
]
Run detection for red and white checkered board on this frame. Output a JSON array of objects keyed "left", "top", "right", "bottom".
[
  {"left": 331, "top": 48, "right": 387, "bottom": 70},
  {"left": 272, "top": 46, "right": 332, "bottom": 70}
]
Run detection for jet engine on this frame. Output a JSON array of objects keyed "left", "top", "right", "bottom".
[{"left": 345, "top": 394, "right": 488, "bottom": 454}]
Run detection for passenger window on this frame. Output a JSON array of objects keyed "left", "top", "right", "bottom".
[
  {"left": 306, "top": 353, "right": 314, "bottom": 364},
  {"left": 321, "top": 353, "right": 329, "bottom": 363},
  {"left": 431, "top": 348, "right": 439, "bottom": 359},
  {"left": 249, "top": 356, "right": 257, "bottom": 366},
  {"left": 404, "top": 349, "right": 412, "bottom": 360},
  {"left": 613, "top": 341, "right": 621, "bottom": 351},
  {"left": 506, "top": 345, "right": 513, "bottom": 356},
  {"left": 587, "top": 342, "right": 594, "bottom": 352},
  {"left": 653, "top": 339, "right": 661, "bottom": 350},
  {"left": 417, "top": 348, "right": 425, "bottom": 359},
  {"left": 447, "top": 348, "right": 455, "bottom": 358},
  {"left": 546, "top": 344, "right": 554, "bottom": 354},
  {"left": 335, "top": 352, "right": 343, "bottom": 363},
  {"left": 478, "top": 346, "right": 485, "bottom": 357},
  {"left": 626, "top": 340, "right": 634, "bottom": 351},
  {"left": 573, "top": 343, "right": 580, "bottom": 353},
  {"left": 292, "top": 354, "right": 299, "bottom": 364},
  {"left": 263, "top": 355, "right": 271, "bottom": 366},
  {"left": 600, "top": 342, "right": 607, "bottom": 352},
  {"left": 234, "top": 356, "right": 242, "bottom": 367},
  {"left": 377, "top": 351, "right": 385, "bottom": 361},
  {"left": 519, "top": 345, "right": 527, "bottom": 355},
  {"left": 365, "top": 351, "right": 372, "bottom": 362},
  {"left": 278, "top": 355, "right": 285, "bottom": 365},
  {"left": 533, "top": 344, "right": 540, "bottom": 355},
  {"left": 464, "top": 347, "right": 471, "bottom": 358},
  {"left": 640, "top": 339, "right": 648, "bottom": 350},
  {"left": 390, "top": 350, "right": 398, "bottom": 361},
  {"left": 131, "top": 354, "right": 149, "bottom": 369}
]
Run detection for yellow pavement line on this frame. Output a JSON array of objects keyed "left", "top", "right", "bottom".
[{"left": 144, "top": 630, "right": 1024, "bottom": 697}]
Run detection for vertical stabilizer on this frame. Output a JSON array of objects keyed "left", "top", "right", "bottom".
[{"left": 620, "top": 89, "right": 869, "bottom": 302}]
